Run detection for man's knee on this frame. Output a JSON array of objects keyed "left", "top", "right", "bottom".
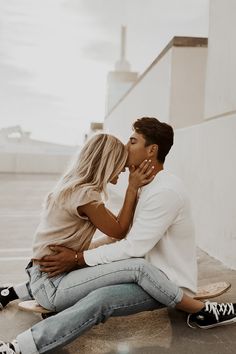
[{"left": 126, "top": 257, "right": 150, "bottom": 270}]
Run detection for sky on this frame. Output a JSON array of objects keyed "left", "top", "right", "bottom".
[{"left": 0, "top": 0, "right": 209, "bottom": 146}]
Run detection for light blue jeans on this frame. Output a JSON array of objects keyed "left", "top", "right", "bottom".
[{"left": 14, "top": 258, "right": 183, "bottom": 354}]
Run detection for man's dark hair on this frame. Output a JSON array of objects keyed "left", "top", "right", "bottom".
[{"left": 133, "top": 117, "right": 174, "bottom": 163}]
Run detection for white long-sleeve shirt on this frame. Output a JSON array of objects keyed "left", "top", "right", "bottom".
[{"left": 84, "top": 170, "right": 197, "bottom": 294}]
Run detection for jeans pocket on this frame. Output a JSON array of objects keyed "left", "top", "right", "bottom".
[{"left": 28, "top": 266, "right": 57, "bottom": 311}]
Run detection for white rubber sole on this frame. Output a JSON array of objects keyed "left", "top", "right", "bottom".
[{"left": 193, "top": 316, "right": 236, "bottom": 329}]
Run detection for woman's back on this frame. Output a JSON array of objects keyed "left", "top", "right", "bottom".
[{"left": 33, "top": 187, "right": 102, "bottom": 259}]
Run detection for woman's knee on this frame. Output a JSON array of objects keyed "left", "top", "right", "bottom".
[{"left": 125, "top": 257, "right": 150, "bottom": 270}]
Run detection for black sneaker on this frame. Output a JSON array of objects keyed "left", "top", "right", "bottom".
[
  {"left": 0, "top": 286, "right": 18, "bottom": 310},
  {"left": 0, "top": 287, "right": 11, "bottom": 310},
  {"left": 187, "top": 300, "right": 236, "bottom": 329}
]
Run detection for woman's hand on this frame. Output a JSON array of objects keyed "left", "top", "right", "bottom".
[{"left": 128, "top": 159, "right": 155, "bottom": 190}]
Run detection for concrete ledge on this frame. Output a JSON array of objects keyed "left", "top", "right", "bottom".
[{"left": 105, "top": 36, "right": 208, "bottom": 118}]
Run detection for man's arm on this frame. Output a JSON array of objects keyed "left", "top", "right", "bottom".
[{"left": 84, "top": 188, "right": 182, "bottom": 266}]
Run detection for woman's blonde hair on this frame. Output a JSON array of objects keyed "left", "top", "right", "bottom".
[{"left": 45, "top": 133, "right": 128, "bottom": 209}]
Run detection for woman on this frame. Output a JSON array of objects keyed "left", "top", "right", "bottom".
[{"left": 32, "top": 133, "right": 154, "bottom": 263}]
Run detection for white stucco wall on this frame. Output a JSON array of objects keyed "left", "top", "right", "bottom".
[
  {"left": 204, "top": 0, "right": 236, "bottom": 118},
  {"left": 104, "top": 50, "right": 172, "bottom": 142},
  {"left": 166, "top": 114, "right": 236, "bottom": 269},
  {"left": 170, "top": 47, "right": 207, "bottom": 128}
]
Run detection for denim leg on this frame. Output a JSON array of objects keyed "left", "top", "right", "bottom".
[
  {"left": 14, "top": 262, "right": 36, "bottom": 300},
  {"left": 14, "top": 281, "right": 33, "bottom": 301},
  {"left": 53, "top": 258, "right": 183, "bottom": 311},
  {"left": 17, "top": 284, "right": 164, "bottom": 354}
]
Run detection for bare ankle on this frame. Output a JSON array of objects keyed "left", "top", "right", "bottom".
[{"left": 176, "top": 294, "right": 205, "bottom": 313}]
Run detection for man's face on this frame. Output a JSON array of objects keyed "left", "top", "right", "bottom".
[{"left": 126, "top": 132, "right": 149, "bottom": 167}]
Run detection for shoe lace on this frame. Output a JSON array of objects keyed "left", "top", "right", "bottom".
[{"left": 205, "top": 301, "right": 234, "bottom": 321}]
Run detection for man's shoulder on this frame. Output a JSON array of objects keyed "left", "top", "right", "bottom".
[
  {"left": 141, "top": 170, "right": 187, "bottom": 202},
  {"left": 145, "top": 170, "right": 184, "bottom": 191}
]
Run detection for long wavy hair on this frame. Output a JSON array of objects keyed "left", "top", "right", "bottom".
[{"left": 45, "top": 133, "right": 128, "bottom": 209}]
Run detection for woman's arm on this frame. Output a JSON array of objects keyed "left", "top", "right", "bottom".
[
  {"left": 79, "top": 187, "right": 136, "bottom": 240},
  {"left": 89, "top": 235, "right": 116, "bottom": 249},
  {"left": 78, "top": 160, "right": 155, "bottom": 240}
]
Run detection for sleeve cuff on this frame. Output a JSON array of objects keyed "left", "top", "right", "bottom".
[{"left": 83, "top": 249, "right": 99, "bottom": 266}]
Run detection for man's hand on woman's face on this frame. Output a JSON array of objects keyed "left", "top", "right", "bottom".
[{"left": 32, "top": 245, "right": 85, "bottom": 278}]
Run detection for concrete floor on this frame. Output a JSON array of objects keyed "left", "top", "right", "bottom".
[{"left": 0, "top": 173, "right": 236, "bottom": 354}]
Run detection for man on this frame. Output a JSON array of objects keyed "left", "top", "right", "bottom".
[{"left": 1, "top": 117, "right": 236, "bottom": 354}]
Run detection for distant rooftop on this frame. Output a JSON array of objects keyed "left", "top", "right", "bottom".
[{"left": 0, "top": 125, "right": 78, "bottom": 155}]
